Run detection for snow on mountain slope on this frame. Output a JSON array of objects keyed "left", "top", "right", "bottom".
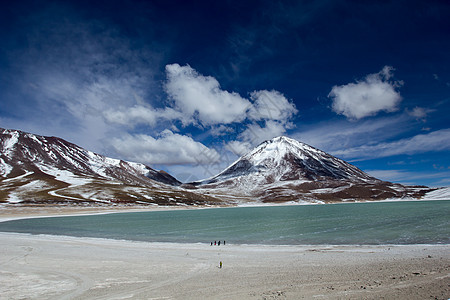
[{"left": 422, "top": 187, "right": 450, "bottom": 200}]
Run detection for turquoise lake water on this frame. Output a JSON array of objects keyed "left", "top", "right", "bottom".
[{"left": 0, "top": 200, "right": 449, "bottom": 245}]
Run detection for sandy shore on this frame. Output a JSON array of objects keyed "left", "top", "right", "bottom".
[
  {"left": 0, "top": 206, "right": 449, "bottom": 299},
  {"left": 0, "top": 204, "right": 206, "bottom": 222},
  {"left": 0, "top": 233, "right": 447, "bottom": 300}
]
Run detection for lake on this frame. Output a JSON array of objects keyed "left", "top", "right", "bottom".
[{"left": 0, "top": 200, "right": 448, "bottom": 245}]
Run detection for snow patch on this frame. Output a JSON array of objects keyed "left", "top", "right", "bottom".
[
  {"left": 422, "top": 187, "right": 450, "bottom": 200},
  {"left": 7, "top": 194, "right": 23, "bottom": 203},
  {"left": 1, "top": 130, "right": 19, "bottom": 155},
  {"left": 2, "top": 171, "right": 34, "bottom": 183},
  {"left": 127, "top": 162, "right": 150, "bottom": 176},
  {"left": 38, "top": 165, "right": 92, "bottom": 186},
  {"left": 6, "top": 180, "right": 52, "bottom": 204},
  {"left": 0, "top": 157, "right": 13, "bottom": 177}
]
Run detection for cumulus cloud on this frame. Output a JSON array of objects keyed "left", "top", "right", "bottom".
[
  {"left": 164, "top": 64, "right": 251, "bottom": 126},
  {"left": 104, "top": 66, "right": 298, "bottom": 133},
  {"left": 104, "top": 105, "right": 182, "bottom": 127},
  {"left": 215, "top": 89, "right": 297, "bottom": 153},
  {"left": 110, "top": 130, "right": 220, "bottom": 165},
  {"left": 248, "top": 90, "right": 297, "bottom": 122},
  {"left": 226, "top": 140, "right": 253, "bottom": 156},
  {"left": 160, "top": 65, "right": 300, "bottom": 160},
  {"left": 329, "top": 66, "right": 403, "bottom": 120},
  {"left": 104, "top": 105, "right": 159, "bottom": 127},
  {"left": 96, "top": 63, "right": 300, "bottom": 168},
  {"left": 239, "top": 120, "right": 287, "bottom": 146}
]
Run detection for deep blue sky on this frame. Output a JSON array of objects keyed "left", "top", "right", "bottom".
[{"left": 1, "top": 0, "right": 449, "bottom": 186}]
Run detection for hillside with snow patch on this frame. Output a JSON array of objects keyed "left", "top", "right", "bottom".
[{"left": 0, "top": 128, "right": 221, "bottom": 206}]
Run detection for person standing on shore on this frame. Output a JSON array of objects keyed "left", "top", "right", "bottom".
[{"left": 219, "top": 261, "right": 222, "bottom": 268}]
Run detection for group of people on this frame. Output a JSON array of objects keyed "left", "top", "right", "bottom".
[{"left": 210, "top": 240, "right": 225, "bottom": 246}]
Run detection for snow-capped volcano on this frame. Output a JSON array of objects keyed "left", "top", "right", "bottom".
[
  {"left": 202, "top": 136, "right": 376, "bottom": 184},
  {"left": 192, "top": 136, "right": 430, "bottom": 203}
]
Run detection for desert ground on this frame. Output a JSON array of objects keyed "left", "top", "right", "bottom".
[{"left": 0, "top": 206, "right": 449, "bottom": 299}]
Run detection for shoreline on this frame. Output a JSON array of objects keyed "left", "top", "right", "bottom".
[
  {"left": 1, "top": 232, "right": 449, "bottom": 299},
  {"left": 0, "top": 204, "right": 222, "bottom": 223},
  {"left": 1, "top": 231, "right": 449, "bottom": 248}
]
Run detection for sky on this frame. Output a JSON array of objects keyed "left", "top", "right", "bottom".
[{"left": 0, "top": 0, "right": 449, "bottom": 186}]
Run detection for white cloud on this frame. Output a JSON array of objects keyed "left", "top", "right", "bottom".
[
  {"left": 378, "top": 65, "right": 395, "bottom": 80},
  {"left": 208, "top": 125, "right": 235, "bottom": 136},
  {"left": 333, "top": 128, "right": 450, "bottom": 160},
  {"left": 104, "top": 67, "right": 298, "bottom": 134},
  {"left": 104, "top": 105, "right": 159, "bottom": 127},
  {"left": 226, "top": 140, "right": 253, "bottom": 156},
  {"left": 104, "top": 105, "right": 182, "bottom": 127},
  {"left": 406, "top": 106, "right": 434, "bottom": 122},
  {"left": 329, "top": 66, "right": 403, "bottom": 119},
  {"left": 408, "top": 107, "right": 427, "bottom": 119},
  {"left": 239, "top": 120, "right": 287, "bottom": 146},
  {"left": 110, "top": 130, "right": 220, "bottom": 165},
  {"left": 164, "top": 63, "right": 251, "bottom": 126},
  {"left": 248, "top": 90, "right": 297, "bottom": 122},
  {"left": 223, "top": 90, "right": 298, "bottom": 154}
]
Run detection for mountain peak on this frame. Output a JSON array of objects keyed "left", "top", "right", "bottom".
[
  {"left": 259, "top": 136, "right": 301, "bottom": 147},
  {"left": 267, "top": 135, "right": 291, "bottom": 142},
  {"left": 199, "top": 136, "right": 377, "bottom": 185},
  {"left": 246, "top": 136, "right": 319, "bottom": 160}
]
